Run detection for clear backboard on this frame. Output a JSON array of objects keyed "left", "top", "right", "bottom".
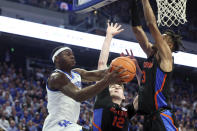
[{"left": 73, "top": 0, "right": 118, "bottom": 13}]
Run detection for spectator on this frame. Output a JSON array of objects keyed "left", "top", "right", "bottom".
[
  {"left": 32, "top": 112, "right": 41, "bottom": 124},
  {"left": 0, "top": 112, "right": 10, "bottom": 130},
  {"left": 4, "top": 101, "right": 12, "bottom": 117},
  {"left": 27, "top": 120, "right": 38, "bottom": 131},
  {"left": 20, "top": 110, "right": 32, "bottom": 123},
  {"left": 11, "top": 107, "right": 19, "bottom": 124},
  {"left": 59, "top": 1, "right": 68, "bottom": 11},
  {"left": 7, "top": 120, "right": 18, "bottom": 131}
]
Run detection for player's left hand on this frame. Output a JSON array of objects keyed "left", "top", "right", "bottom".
[
  {"left": 121, "top": 49, "right": 142, "bottom": 86},
  {"left": 120, "top": 49, "right": 135, "bottom": 59}
]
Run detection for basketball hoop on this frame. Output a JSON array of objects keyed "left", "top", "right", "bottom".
[{"left": 156, "top": 0, "right": 187, "bottom": 27}]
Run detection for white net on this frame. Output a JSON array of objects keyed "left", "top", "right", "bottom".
[{"left": 156, "top": 0, "right": 187, "bottom": 27}]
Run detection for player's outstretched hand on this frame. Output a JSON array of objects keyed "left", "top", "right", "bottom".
[
  {"left": 106, "top": 22, "right": 124, "bottom": 37},
  {"left": 103, "top": 66, "right": 129, "bottom": 85},
  {"left": 121, "top": 49, "right": 142, "bottom": 86}
]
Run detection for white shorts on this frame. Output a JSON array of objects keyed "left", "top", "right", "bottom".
[{"left": 43, "top": 116, "right": 82, "bottom": 131}]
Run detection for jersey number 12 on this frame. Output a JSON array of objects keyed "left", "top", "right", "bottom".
[{"left": 112, "top": 116, "right": 125, "bottom": 128}]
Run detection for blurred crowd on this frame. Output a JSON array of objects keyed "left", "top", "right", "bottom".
[
  {"left": 4, "top": 0, "right": 197, "bottom": 42},
  {"left": 0, "top": 62, "right": 48, "bottom": 131},
  {"left": 0, "top": 60, "right": 196, "bottom": 131},
  {"left": 6, "top": 0, "right": 73, "bottom": 12}
]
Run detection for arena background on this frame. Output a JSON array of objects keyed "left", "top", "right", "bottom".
[{"left": 0, "top": 0, "right": 197, "bottom": 130}]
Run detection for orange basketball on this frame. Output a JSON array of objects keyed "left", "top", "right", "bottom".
[{"left": 110, "top": 57, "right": 136, "bottom": 83}]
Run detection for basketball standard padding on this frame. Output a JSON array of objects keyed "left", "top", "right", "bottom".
[{"left": 110, "top": 57, "right": 136, "bottom": 83}]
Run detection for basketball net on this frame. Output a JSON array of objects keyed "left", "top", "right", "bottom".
[{"left": 156, "top": 0, "right": 187, "bottom": 27}]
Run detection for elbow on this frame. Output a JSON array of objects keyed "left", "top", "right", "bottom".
[
  {"left": 146, "top": 21, "right": 157, "bottom": 29},
  {"left": 75, "top": 98, "right": 83, "bottom": 103},
  {"left": 74, "top": 94, "right": 84, "bottom": 102},
  {"left": 74, "top": 97, "right": 82, "bottom": 102},
  {"left": 69, "top": 92, "right": 83, "bottom": 102},
  {"left": 132, "top": 26, "right": 142, "bottom": 34}
]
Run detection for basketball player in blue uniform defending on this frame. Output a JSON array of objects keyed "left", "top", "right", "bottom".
[
  {"left": 42, "top": 46, "right": 128, "bottom": 131},
  {"left": 130, "top": 0, "right": 183, "bottom": 130},
  {"left": 92, "top": 22, "right": 142, "bottom": 131}
]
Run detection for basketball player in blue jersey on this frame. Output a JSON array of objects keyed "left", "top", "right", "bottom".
[
  {"left": 92, "top": 22, "right": 142, "bottom": 131},
  {"left": 130, "top": 0, "right": 183, "bottom": 130},
  {"left": 42, "top": 46, "right": 128, "bottom": 131}
]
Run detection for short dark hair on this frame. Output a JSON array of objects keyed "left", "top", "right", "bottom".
[{"left": 164, "top": 30, "right": 183, "bottom": 52}]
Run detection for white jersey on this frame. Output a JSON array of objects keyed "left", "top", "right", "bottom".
[{"left": 43, "top": 69, "right": 82, "bottom": 131}]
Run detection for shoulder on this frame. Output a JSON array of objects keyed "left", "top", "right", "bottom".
[
  {"left": 72, "top": 68, "right": 92, "bottom": 78},
  {"left": 48, "top": 72, "right": 69, "bottom": 90},
  {"left": 72, "top": 68, "right": 85, "bottom": 75},
  {"left": 49, "top": 72, "right": 65, "bottom": 82}
]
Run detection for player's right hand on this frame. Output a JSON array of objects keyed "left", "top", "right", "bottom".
[{"left": 103, "top": 66, "right": 129, "bottom": 85}]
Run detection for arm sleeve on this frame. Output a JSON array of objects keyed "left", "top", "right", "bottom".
[
  {"left": 94, "top": 87, "right": 112, "bottom": 109},
  {"left": 130, "top": 0, "right": 141, "bottom": 27}
]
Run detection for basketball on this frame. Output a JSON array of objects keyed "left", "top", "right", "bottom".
[{"left": 110, "top": 57, "right": 136, "bottom": 83}]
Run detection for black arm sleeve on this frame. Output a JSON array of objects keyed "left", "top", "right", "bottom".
[
  {"left": 125, "top": 103, "right": 136, "bottom": 119},
  {"left": 94, "top": 87, "right": 112, "bottom": 109},
  {"left": 130, "top": 0, "right": 141, "bottom": 27}
]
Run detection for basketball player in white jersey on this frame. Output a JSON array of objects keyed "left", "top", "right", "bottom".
[{"left": 43, "top": 46, "right": 128, "bottom": 131}]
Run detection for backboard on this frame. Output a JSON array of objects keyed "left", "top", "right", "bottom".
[{"left": 73, "top": 0, "right": 119, "bottom": 13}]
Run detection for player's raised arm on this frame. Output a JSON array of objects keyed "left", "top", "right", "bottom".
[
  {"left": 72, "top": 22, "right": 124, "bottom": 82},
  {"left": 49, "top": 67, "right": 128, "bottom": 102},
  {"left": 130, "top": 0, "right": 153, "bottom": 57},
  {"left": 141, "top": 0, "right": 172, "bottom": 63},
  {"left": 71, "top": 23, "right": 124, "bottom": 83},
  {"left": 98, "top": 22, "right": 124, "bottom": 70}
]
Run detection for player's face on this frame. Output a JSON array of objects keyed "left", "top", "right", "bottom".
[
  {"left": 162, "top": 34, "right": 174, "bottom": 51},
  {"left": 58, "top": 49, "right": 76, "bottom": 67},
  {"left": 109, "top": 84, "right": 125, "bottom": 100}
]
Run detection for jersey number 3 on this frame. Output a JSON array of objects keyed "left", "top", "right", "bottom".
[
  {"left": 112, "top": 116, "right": 125, "bottom": 128},
  {"left": 142, "top": 71, "right": 146, "bottom": 83}
]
